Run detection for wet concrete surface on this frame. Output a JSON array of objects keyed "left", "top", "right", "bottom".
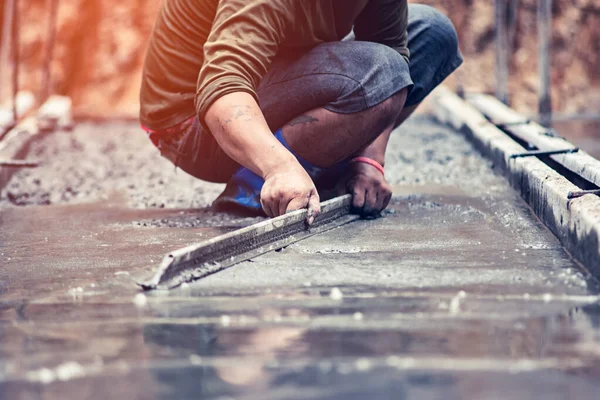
[{"left": 2, "top": 116, "right": 600, "bottom": 399}]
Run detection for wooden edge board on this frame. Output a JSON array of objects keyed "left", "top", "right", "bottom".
[
  {"left": 139, "top": 195, "right": 360, "bottom": 290},
  {"left": 0, "top": 159, "right": 40, "bottom": 168},
  {"left": 0, "top": 96, "right": 71, "bottom": 191},
  {"left": 431, "top": 87, "right": 600, "bottom": 277},
  {"left": 468, "top": 93, "right": 600, "bottom": 188}
]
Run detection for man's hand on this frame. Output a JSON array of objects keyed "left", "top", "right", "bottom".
[
  {"left": 205, "top": 93, "right": 321, "bottom": 224},
  {"left": 338, "top": 162, "right": 392, "bottom": 218},
  {"left": 262, "top": 161, "right": 321, "bottom": 224}
]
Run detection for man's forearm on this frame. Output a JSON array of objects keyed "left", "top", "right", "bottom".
[
  {"left": 355, "top": 129, "right": 390, "bottom": 167},
  {"left": 204, "top": 92, "right": 299, "bottom": 178}
]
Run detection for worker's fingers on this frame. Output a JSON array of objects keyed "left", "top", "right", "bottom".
[
  {"left": 382, "top": 192, "right": 392, "bottom": 211},
  {"left": 362, "top": 188, "right": 379, "bottom": 217},
  {"left": 271, "top": 197, "right": 283, "bottom": 218},
  {"left": 374, "top": 189, "right": 385, "bottom": 214},
  {"left": 279, "top": 193, "right": 292, "bottom": 217},
  {"left": 261, "top": 199, "right": 273, "bottom": 218},
  {"left": 351, "top": 187, "right": 367, "bottom": 212},
  {"left": 374, "top": 183, "right": 392, "bottom": 213},
  {"left": 286, "top": 195, "right": 308, "bottom": 214},
  {"left": 260, "top": 192, "right": 276, "bottom": 218},
  {"left": 306, "top": 191, "right": 321, "bottom": 225}
]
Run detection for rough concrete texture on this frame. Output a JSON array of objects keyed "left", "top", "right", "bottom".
[
  {"left": 0, "top": 116, "right": 497, "bottom": 209},
  {"left": 2, "top": 116, "right": 600, "bottom": 399},
  {"left": 0, "top": 121, "right": 225, "bottom": 209},
  {"left": 432, "top": 88, "right": 600, "bottom": 289}
]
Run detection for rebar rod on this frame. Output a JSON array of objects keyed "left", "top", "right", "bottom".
[
  {"left": 0, "top": 159, "right": 40, "bottom": 168},
  {"left": 537, "top": 0, "right": 553, "bottom": 128},
  {"left": 0, "top": 0, "right": 15, "bottom": 108},
  {"left": 11, "top": 0, "right": 19, "bottom": 123},
  {"left": 41, "top": 0, "right": 59, "bottom": 103},
  {"left": 495, "top": 0, "right": 509, "bottom": 105}
]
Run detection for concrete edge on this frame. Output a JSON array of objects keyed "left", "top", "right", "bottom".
[
  {"left": 0, "top": 117, "right": 42, "bottom": 191},
  {"left": 0, "top": 91, "right": 36, "bottom": 137},
  {"left": 430, "top": 87, "right": 600, "bottom": 277},
  {"left": 0, "top": 95, "right": 72, "bottom": 192},
  {"left": 468, "top": 93, "right": 600, "bottom": 188}
]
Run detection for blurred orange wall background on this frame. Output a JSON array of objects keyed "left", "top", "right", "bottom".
[{"left": 3, "top": 0, "right": 599, "bottom": 118}]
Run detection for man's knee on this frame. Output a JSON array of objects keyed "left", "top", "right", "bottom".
[
  {"left": 409, "top": 5, "right": 460, "bottom": 61},
  {"left": 363, "top": 87, "right": 408, "bottom": 136},
  {"left": 323, "top": 41, "right": 411, "bottom": 114}
]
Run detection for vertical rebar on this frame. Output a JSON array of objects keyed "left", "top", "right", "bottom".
[
  {"left": 537, "top": 0, "right": 553, "bottom": 128},
  {"left": 0, "top": 0, "right": 15, "bottom": 109},
  {"left": 508, "top": 0, "right": 520, "bottom": 51},
  {"left": 41, "top": 0, "right": 59, "bottom": 103},
  {"left": 11, "top": 0, "right": 20, "bottom": 122},
  {"left": 495, "top": 0, "right": 509, "bottom": 105}
]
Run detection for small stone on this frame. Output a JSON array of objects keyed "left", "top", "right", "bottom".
[
  {"left": 355, "top": 358, "right": 372, "bottom": 371},
  {"left": 353, "top": 312, "right": 364, "bottom": 321},
  {"left": 330, "top": 287, "right": 344, "bottom": 301},
  {"left": 386, "top": 356, "right": 402, "bottom": 367},
  {"left": 318, "top": 361, "right": 333, "bottom": 373},
  {"left": 543, "top": 293, "right": 553, "bottom": 303},
  {"left": 189, "top": 355, "right": 202, "bottom": 365},
  {"left": 38, "top": 368, "right": 56, "bottom": 384},
  {"left": 55, "top": 362, "right": 86, "bottom": 381},
  {"left": 449, "top": 297, "right": 461, "bottom": 314},
  {"left": 133, "top": 293, "right": 148, "bottom": 307},
  {"left": 220, "top": 315, "right": 231, "bottom": 327}
]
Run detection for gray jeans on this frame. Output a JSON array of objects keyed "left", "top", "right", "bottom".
[{"left": 153, "top": 4, "right": 463, "bottom": 183}]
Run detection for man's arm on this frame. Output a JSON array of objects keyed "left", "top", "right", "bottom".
[
  {"left": 205, "top": 93, "right": 320, "bottom": 221},
  {"left": 196, "top": 0, "right": 291, "bottom": 121},
  {"left": 199, "top": 0, "right": 320, "bottom": 221}
]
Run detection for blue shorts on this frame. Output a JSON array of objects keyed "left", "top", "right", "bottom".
[{"left": 147, "top": 4, "right": 463, "bottom": 184}]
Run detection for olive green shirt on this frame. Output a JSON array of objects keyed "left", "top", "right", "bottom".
[{"left": 140, "top": 0, "right": 409, "bottom": 130}]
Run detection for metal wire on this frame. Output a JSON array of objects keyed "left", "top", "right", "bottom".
[
  {"left": 495, "top": 0, "right": 521, "bottom": 106},
  {"left": 537, "top": 0, "right": 553, "bottom": 128},
  {"left": 41, "top": 0, "right": 59, "bottom": 103},
  {"left": 0, "top": 0, "right": 15, "bottom": 109},
  {"left": 11, "top": 0, "right": 19, "bottom": 123},
  {"left": 0, "top": 159, "right": 40, "bottom": 168},
  {"left": 495, "top": 0, "right": 509, "bottom": 105}
]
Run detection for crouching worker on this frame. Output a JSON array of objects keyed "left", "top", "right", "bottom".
[{"left": 140, "top": 0, "right": 462, "bottom": 222}]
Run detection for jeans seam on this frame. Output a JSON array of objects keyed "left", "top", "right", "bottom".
[{"left": 260, "top": 72, "right": 369, "bottom": 110}]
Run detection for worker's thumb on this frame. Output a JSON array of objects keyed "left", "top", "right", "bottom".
[{"left": 306, "top": 190, "right": 321, "bottom": 226}]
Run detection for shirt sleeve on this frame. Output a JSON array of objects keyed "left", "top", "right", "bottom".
[
  {"left": 195, "top": 0, "right": 294, "bottom": 121},
  {"left": 353, "top": 0, "right": 410, "bottom": 63}
]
